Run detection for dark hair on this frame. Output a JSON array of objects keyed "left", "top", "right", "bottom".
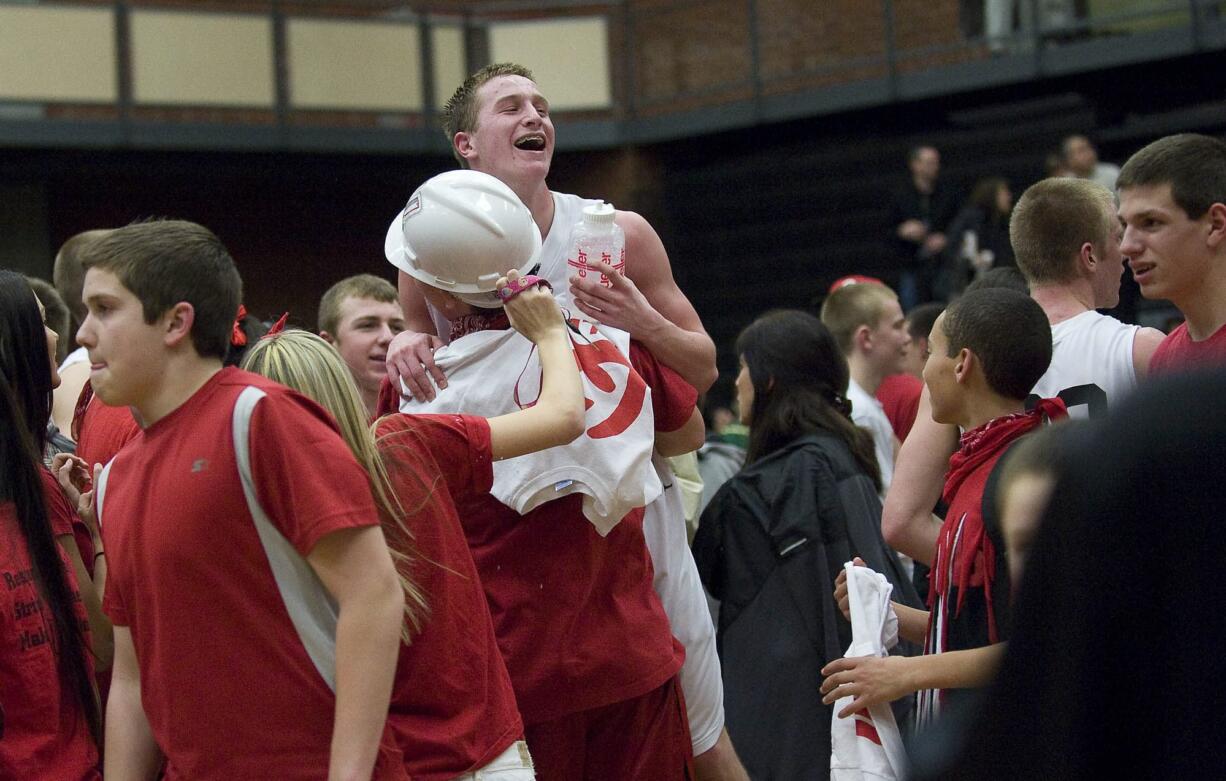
[
  {"left": 54, "top": 229, "right": 110, "bottom": 327},
  {"left": 0, "top": 270, "right": 101, "bottom": 749},
  {"left": 25, "top": 276, "right": 71, "bottom": 365},
  {"left": 942, "top": 289, "right": 1051, "bottom": 400},
  {"left": 1117, "top": 133, "right": 1226, "bottom": 220},
  {"left": 969, "top": 177, "right": 1010, "bottom": 222},
  {"left": 736, "top": 310, "right": 881, "bottom": 490},
  {"left": 82, "top": 220, "right": 242, "bottom": 360},
  {"left": 905, "top": 302, "right": 945, "bottom": 342},
  {"left": 965, "top": 267, "right": 1029, "bottom": 295}
]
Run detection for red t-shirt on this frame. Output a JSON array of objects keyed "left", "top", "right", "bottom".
[
  {"left": 75, "top": 395, "right": 142, "bottom": 470},
  {"left": 0, "top": 482, "right": 98, "bottom": 780},
  {"left": 373, "top": 413, "right": 523, "bottom": 780},
  {"left": 875, "top": 373, "right": 923, "bottom": 442},
  {"left": 1149, "top": 321, "right": 1226, "bottom": 375},
  {"left": 440, "top": 342, "right": 694, "bottom": 724},
  {"left": 100, "top": 367, "right": 389, "bottom": 780}
]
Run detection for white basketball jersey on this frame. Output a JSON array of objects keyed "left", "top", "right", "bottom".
[{"left": 1030, "top": 310, "right": 1139, "bottom": 419}]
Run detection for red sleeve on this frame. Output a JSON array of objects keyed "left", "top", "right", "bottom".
[
  {"left": 248, "top": 389, "right": 381, "bottom": 556},
  {"left": 39, "top": 467, "right": 78, "bottom": 538},
  {"left": 376, "top": 413, "right": 493, "bottom": 498},
  {"left": 627, "top": 341, "right": 698, "bottom": 433}
]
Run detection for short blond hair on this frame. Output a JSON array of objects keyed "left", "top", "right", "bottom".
[
  {"left": 1010, "top": 178, "right": 1115, "bottom": 285},
  {"left": 820, "top": 283, "right": 898, "bottom": 355},
  {"left": 318, "top": 274, "right": 398, "bottom": 335},
  {"left": 442, "top": 63, "right": 536, "bottom": 167}
]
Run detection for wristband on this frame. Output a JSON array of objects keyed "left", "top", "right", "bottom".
[{"left": 497, "top": 274, "right": 551, "bottom": 302}]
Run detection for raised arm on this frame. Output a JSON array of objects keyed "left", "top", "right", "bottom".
[
  {"left": 386, "top": 270, "right": 447, "bottom": 402},
  {"left": 105, "top": 626, "right": 163, "bottom": 780},
  {"left": 485, "top": 271, "right": 585, "bottom": 460},
  {"left": 307, "top": 525, "right": 404, "bottom": 781},
  {"left": 881, "top": 386, "right": 959, "bottom": 564},
  {"left": 569, "top": 211, "right": 717, "bottom": 393}
]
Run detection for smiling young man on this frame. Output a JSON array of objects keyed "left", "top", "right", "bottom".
[
  {"left": 1117, "top": 133, "right": 1226, "bottom": 373},
  {"left": 77, "top": 220, "right": 405, "bottom": 781},
  {"left": 319, "top": 274, "right": 406, "bottom": 418},
  {"left": 385, "top": 63, "right": 716, "bottom": 401},
  {"left": 821, "top": 282, "right": 912, "bottom": 494}
]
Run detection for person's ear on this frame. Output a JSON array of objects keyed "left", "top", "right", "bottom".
[
  {"left": 953, "top": 348, "right": 974, "bottom": 384},
  {"left": 1078, "top": 241, "right": 1097, "bottom": 274},
  {"left": 454, "top": 132, "right": 475, "bottom": 164},
  {"left": 854, "top": 324, "right": 872, "bottom": 352},
  {"left": 1206, "top": 202, "right": 1226, "bottom": 250},
  {"left": 319, "top": 330, "right": 335, "bottom": 345},
  {"left": 162, "top": 302, "right": 195, "bottom": 349}
]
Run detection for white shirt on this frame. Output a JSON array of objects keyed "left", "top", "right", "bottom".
[
  {"left": 1031, "top": 310, "right": 1138, "bottom": 419},
  {"left": 847, "top": 378, "right": 895, "bottom": 494},
  {"left": 59, "top": 345, "right": 88, "bottom": 371}
]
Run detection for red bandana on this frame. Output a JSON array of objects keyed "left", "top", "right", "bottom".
[
  {"left": 448, "top": 310, "right": 510, "bottom": 342},
  {"left": 932, "top": 397, "right": 1067, "bottom": 642}
]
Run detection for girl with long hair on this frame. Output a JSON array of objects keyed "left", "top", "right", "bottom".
[
  {"left": 693, "top": 309, "right": 919, "bottom": 781},
  {"left": 0, "top": 269, "right": 106, "bottom": 779},
  {"left": 243, "top": 272, "right": 582, "bottom": 781}
]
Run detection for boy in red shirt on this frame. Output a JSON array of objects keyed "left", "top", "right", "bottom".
[
  {"left": 820, "top": 288, "right": 1064, "bottom": 725},
  {"left": 1118, "top": 133, "right": 1226, "bottom": 373},
  {"left": 76, "top": 220, "right": 405, "bottom": 780}
]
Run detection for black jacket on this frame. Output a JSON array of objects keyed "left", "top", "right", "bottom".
[{"left": 694, "top": 433, "right": 921, "bottom": 781}]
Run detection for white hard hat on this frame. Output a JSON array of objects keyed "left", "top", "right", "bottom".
[{"left": 384, "top": 170, "right": 542, "bottom": 308}]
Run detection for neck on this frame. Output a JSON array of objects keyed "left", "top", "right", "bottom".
[
  {"left": 1176, "top": 263, "right": 1226, "bottom": 341},
  {"left": 134, "top": 355, "right": 224, "bottom": 427},
  {"left": 848, "top": 353, "right": 886, "bottom": 396},
  {"left": 359, "top": 383, "right": 379, "bottom": 420},
  {"left": 498, "top": 174, "right": 554, "bottom": 240},
  {"left": 913, "top": 175, "right": 934, "bottom": 194},
  {"left": 1029, "top": 282, "right": 1095, "bottom": 325},
  {"left": 958, "top": 392, "right": 1025, "bottom": 432}
]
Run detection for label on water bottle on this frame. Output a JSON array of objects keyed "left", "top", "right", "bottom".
[{"left": 568, "top": 246, "right": 626, "bottom": 288}]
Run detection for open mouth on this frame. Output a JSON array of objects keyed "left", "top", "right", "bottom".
[
  {"left": 513, "top": 134, "right": 546, "bottom": 152},
  {"left": 1130, "top": 260, "right": 1155, "bottom": 278}
]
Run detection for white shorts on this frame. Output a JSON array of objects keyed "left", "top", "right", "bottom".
[{"left": 450, "top": 740, "right": 535, "bottom": 781}]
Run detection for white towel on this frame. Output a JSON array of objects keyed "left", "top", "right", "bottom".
[{"left": 830, "top": 563, "right": 908, "bottom": 781}]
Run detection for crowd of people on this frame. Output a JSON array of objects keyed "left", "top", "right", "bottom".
[{"left": 2, "top": 58, "right": 1225, "bottom": 781}]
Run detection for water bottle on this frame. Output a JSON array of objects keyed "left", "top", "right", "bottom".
[{"left": 567, "top": 202, "right": 625, "bottom": 289}]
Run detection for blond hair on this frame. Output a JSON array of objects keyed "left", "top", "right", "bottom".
[
  {"left": 242, "top": 330, "right": 428, "bottom": 641},
  {"left": 1010, "top": 178, "right": 1116, "bottom": 285},
  {"left": 442, "top": 63, "right": 535, "bottom": 167},
  {"left": 317, "top": 274, "right": 398, "bottom": 336},
  {"left": 819, "top": 282, "right": 898, "bottom": 355}
]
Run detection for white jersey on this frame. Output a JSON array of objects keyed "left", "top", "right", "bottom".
[
  {"left": 847, "top": 379, "right": 895, "bottom": 494},
  {"left": 642, "top": 454, "right": 724, "bottom": 755},
  {"left": 401, "top": 316, "right": 661, "bottom": 536},
  {"left": 59, "top": 345, "right": 88, "bottom": 371},
  {"left": 830, "top": 563, "right": 907, "bottom": 780},
  {"left": 1030, "top": 310, "right": 1138, "bottom": 419}
]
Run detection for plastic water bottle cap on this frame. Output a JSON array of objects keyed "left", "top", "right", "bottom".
[{"left": 582, "top": 202, "right": 616, "bottom": 224}]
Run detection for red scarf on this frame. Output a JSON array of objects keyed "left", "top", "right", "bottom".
[{"left": 932, "top": 397, "right": 1067, "bottom": 643}]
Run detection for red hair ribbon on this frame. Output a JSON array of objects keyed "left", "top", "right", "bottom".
[
  {"left": 265, "top": 312, "right": 289, "bottom": 337},
  {"left": 231, "top": 305, "right": 249, "bottom": 347}
]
